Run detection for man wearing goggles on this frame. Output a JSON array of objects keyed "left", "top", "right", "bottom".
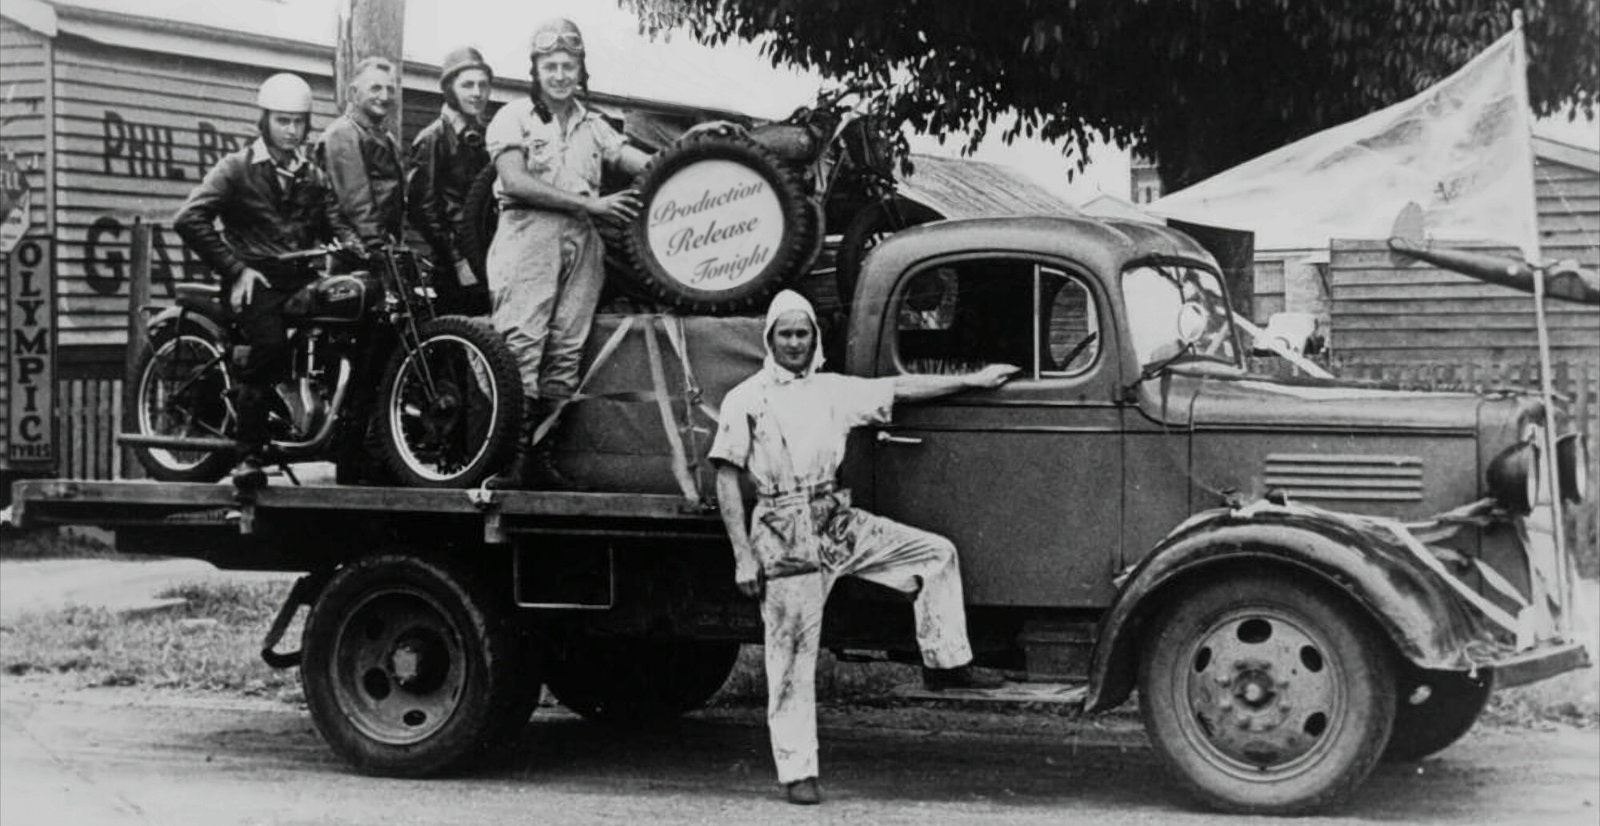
[{"left": 480, "top": 17, "right": 652, "bottom": 489}]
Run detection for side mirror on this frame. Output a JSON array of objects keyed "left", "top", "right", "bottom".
[{"left": 1251, "top": 312, "right": 1324, "bottom": 357}]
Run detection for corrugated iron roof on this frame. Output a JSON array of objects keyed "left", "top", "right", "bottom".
[{"left": 897, "top": 153, "right": 1080, "bottom": 219}]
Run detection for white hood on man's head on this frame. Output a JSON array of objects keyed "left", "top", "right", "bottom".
[{"left": 762, "top": 289, "right": 824, "bottom": 381}]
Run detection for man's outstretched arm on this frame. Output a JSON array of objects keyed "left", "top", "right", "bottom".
[{"left": 893, "top": 364, "right": 1020, "bottom": 402}]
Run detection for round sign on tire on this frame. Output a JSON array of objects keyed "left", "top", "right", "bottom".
[{"left": 625, "top": 134, "right": 812, "bottom": 314}]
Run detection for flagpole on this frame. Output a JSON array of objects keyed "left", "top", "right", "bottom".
[{"left": 1512, "top": 8, "right": 1572, "bottom": 638}]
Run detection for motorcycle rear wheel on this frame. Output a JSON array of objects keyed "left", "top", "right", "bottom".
[
  {"left": 376, "top": 316, "right": 522, "bottom": 488},
  {"left": 125, "top": 324, "right": 237, "bottom": 482}
]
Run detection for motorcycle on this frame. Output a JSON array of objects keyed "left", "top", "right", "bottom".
[{"left": 122, "top": 244, "right": 523, "bottom": 488}]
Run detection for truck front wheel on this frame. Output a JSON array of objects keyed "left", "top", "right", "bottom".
[
  {"left": 545, "top": 637, "right": 739, "bottom": 724},
  {"left": 301, "top": 555, "right": 535, "bottom": 776},
  {"left": 1138, "top": 574, "right": 1396, "bottom": 814}
]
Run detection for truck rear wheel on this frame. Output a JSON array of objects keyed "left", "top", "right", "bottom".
[
  {"left": 1382, "top": 667, "right": 1493, "bottom": 762},
  {"left": 545, "top": 638, "right": 739, "bottom": 724},
  {"left": 1138, "top": 573, "right": 1396, "bottom": 814},
  {"left": 300, "top": 555, "right": 535, "bottom": 776}
]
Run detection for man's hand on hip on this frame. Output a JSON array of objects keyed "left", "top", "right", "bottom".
[{"left": 230, "top": 268, "right": 268, "bottom": 312}]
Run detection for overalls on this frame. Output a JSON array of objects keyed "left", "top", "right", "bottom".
[
  {"left": 718, "top": 371, "right": 975, "bottom": 784},
  {"left": 483, "top": 99, "right": 623, "bottom": 401}
]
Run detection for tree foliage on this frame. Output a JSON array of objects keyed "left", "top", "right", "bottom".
[{"left": 623, "top": 0, "right": 1600, "bottom": 189}]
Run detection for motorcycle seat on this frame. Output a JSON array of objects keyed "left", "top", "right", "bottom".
[{"left": 175, "top": 283, "right": 228, "bottom": 318}]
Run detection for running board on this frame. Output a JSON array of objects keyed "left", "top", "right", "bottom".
[{"left": 892, "top": 681, "right": 1089, "bottom": 705}]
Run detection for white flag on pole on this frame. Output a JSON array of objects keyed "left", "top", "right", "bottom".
[{"left": 1150, "top": 28, "right": 1540, "bottom": 260}]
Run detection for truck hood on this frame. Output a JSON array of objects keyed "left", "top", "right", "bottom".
[{"left": 1141, "top": 366, "right": 1482, "bottom": 431}]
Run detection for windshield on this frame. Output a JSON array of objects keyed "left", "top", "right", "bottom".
[{"left": 1121, "top": 262, "right": 1240, "bottom": 370}]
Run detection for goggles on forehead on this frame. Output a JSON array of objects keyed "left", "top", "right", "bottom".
[{"left": 532, "top": 31, "right": 584, "bottom": 54}]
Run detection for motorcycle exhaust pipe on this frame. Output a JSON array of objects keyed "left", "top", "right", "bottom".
[{"left": 119, "top": 433, "right": 236, "bottom": 451}]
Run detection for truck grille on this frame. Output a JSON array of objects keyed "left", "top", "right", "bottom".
[{"left": 1263, "top": 454, "right": 1424, "bottom": 502}]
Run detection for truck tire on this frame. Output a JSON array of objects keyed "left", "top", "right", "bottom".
[
  {"left": 300, "top": 555, "right": 536, "bottom": 777},
  {"left": 1138, "top": 573, "right": 1396, "bottom": 815},
  {"left": 545, "top": 638, "right": 739, "bottom": 724},
  {"left": 376, "top": 315, "right": 522, "bottom": 488},
  {"left": 623, "top": 133, "right": 813, "bottom": 314},
  {"left": 1381, "top": 667, "right": 1494, "bottom": 762},
  {"left": 125, "top": 323, "right": 236, "bottom": 482},
  {"left": 835, "top": 198, "right": 941, "bottom": 310}
]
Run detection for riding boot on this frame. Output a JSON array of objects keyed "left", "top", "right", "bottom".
[
  {"left": 523, "top": 399, "right": 589, "bottom": 491},
  {"left": 483, "top": 395, "right": 538, "bottom": 490}
]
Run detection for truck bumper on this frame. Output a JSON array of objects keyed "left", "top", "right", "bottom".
[{"left": 1488, "top": 640, "right": 1592, "bottom": 689}]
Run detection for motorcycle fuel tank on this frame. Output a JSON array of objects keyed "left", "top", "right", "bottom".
[{"left": 284, "top": 273, "right": 383, "bottom": 323}]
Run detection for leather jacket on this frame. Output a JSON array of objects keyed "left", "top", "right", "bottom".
[
  {"left": 317, "top": 113, "right": 405, "bottom": 244},
  {"left": 407, "top": 108, "right": 490, "bottom": 268},
  {"left": 174, "top": 141, "right": 359, "bottom": 288}
]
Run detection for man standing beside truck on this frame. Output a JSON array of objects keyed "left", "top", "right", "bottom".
[
  {"left": 173, "top": 73, "right": 360, "bottom": 489},
  {"left": 408, "top": 46, "right": 494, "bottom": 316},
  {"left": 710, "top": 290, "right": 1018, "bottom": 805}
]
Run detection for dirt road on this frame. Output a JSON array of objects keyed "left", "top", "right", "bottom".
[{"left": 1, "top": 679, "right": 1594, "bottom": 826}]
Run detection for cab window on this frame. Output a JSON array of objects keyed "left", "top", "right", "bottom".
[{"left": 894, "top": 259, "right": 1101, "bottom": 379}]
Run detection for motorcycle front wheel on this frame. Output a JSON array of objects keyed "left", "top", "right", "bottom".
[
  {"left": 125, "top": 323, "right": 237, "bottom": 482},
  {"left": 376, "top": 316, "right": 522, "bottom": 488}
]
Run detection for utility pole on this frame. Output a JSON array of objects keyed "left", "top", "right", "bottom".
[{"left": 334, "top": 0, "right": 406, "bottom": 133}]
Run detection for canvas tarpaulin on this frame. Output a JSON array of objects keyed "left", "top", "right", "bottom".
[
  {"left": 552, "top": 314, "right": 765, "bottom": 499},
  {"left": 1149, "top": 28, "right": 1539, "bottom": 259}
]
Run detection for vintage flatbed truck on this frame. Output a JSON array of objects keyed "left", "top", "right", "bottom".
[{"left": 7, "top": 215, "right": 1592, "bottom": 815}]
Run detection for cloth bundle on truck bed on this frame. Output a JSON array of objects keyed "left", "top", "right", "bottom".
[{"left": 552, "top": 313, "right": 765, "bottom": 498}]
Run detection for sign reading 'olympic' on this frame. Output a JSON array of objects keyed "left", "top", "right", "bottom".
[{"left": 644, "top": 160, "right": 782, "bottom": 290}]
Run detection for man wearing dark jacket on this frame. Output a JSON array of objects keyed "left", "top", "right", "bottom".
[
  {"left": 408, "top": 47, "right": 494, "bottom": 316},
  {"left": 319, "top": 57, "right": 406, "bottom": 247},
  {"left": 174, "top": 73, "right": 360, "bottom": 489}
]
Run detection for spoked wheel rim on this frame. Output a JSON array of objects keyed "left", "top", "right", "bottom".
[
  {"left": 387, "top": 334, "right": 499, "bottom": 482},
  {"left": 1174, "top": 605, "right": 1349, "bottom": 784},
  {"left": 138, "top": 334, "right": 233, "bottom": 471},
  {"left": 331, "top": 585, "right": 468, "bottom": 746}
]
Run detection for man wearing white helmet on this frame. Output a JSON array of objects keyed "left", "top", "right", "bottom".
[
  {"left": 711, "top": 290, "right": 1017, "bottom": 805},
  {"left": 174, "top": 73, "right": 359, "bottom": 489},
  {"left": 408, "top": 46, "right": 495, "bottom": 316}
]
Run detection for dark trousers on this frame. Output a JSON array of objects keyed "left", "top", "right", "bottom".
[{"left": 232, "top": 286, "right": 295, "bottom": 453}]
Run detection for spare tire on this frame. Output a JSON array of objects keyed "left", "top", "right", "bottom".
[
  {"left": 624, "top": 133, "right": 814, "bottom": 314},
  {"left": 458, "top": 165, "right": 500, "bottom": 285},
  {"left": 458, "top": 165, "right": 659, "bottom": 311}
]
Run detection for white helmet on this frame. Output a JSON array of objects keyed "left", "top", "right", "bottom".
[{"left": 257, "top": 73, "right": 313, "bottom": 113}]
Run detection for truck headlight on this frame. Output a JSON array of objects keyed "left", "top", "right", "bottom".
[
  {"left": 1557, "top": 433, "right": 1588, "bottom": 503},
  {"left": 1487, "top": 440, "right": 1539, "bottom": 513}
]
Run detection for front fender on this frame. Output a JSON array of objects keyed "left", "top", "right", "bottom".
[{"left": 1083, "top": 506, "right": 1510, "bottom": 712}]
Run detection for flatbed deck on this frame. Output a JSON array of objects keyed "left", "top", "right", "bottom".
[{"left": 7, "top": 479, "right": 725, "bottom": 556}]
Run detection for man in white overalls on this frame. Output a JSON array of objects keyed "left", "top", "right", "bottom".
[
  {"left": 481, "top": 18, "right": 650, "bottom": 489},
  {"left": 711, "top": 290, "right": 1019, "bottom": 805}
]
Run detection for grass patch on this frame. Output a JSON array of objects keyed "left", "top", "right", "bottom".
[
  {"left": 0, "top": 579, "right": 302, "bottom": 702},
  {"left": 1484, "top": 666, "right": 1600, "bottom": 729},
  {"left": 0, "top": 526, "right": 120, "bottom": 560}
]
